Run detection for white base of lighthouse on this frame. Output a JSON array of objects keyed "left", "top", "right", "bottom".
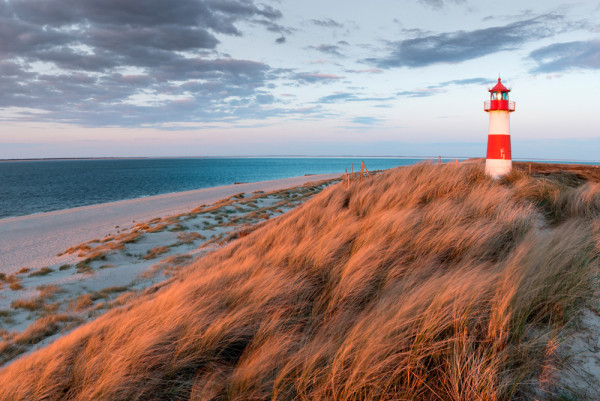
[{"left": 485, "top": 159, "right": 512, "bottom": 179}]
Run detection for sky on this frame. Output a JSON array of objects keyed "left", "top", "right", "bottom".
[{"left": 0, "top": 0, "right": 599, "bottom": 160}]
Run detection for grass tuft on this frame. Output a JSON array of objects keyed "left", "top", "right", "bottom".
[
  {"left": 28, "top": 267, "right": 54, "bottom": 277},
  {"left": 143, "top": 246, "right": 170, "bottom": 260}
]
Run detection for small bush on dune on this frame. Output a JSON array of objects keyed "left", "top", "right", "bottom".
[
  {"left": 143, "top": 246, "right": 170, "bottom": 260},
  {"left": 28, "top": 267, "right": 54, "bottom": 277},
  {"left": 0, "top": 163, "right": 597, "bottom": 400}
]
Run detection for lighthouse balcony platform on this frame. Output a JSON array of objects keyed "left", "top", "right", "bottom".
[{"left": 484, "top": 100, "right": 515, "bottom": 112}]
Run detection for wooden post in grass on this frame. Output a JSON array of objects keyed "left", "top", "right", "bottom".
[
  {"left": 438, "top": 156, "right": 441, "bottom": 165},
  {"left": 361, "top": 161, "right": 371, "bottom": 179},
  {"left": 455, "top": 159, "right": 458, "bottom": 165},
  {"left": 345, "top": 168, "right": 348, "bottom": 188},
  {"left": 529, "top": 163, "right": 532, "bottom": 175}
]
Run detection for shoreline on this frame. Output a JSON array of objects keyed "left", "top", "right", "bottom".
[{"left": 0, "top": 173, "right": 340, "bottom": 274}]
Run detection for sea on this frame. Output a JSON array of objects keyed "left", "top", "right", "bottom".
[{"left": 0, "top": 157, "right": 436, "bottom": 219}]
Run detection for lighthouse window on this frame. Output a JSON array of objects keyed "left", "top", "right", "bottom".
[{"left": 502, "top": 92, "right": 508, "bottom": 100}]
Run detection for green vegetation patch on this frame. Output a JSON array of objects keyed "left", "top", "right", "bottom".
[{"left": 28, "top": 267, "right": 54, "bottom": 277}]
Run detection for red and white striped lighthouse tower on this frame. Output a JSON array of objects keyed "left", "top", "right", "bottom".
[{"left": 484, "top": 77, "right": 515, "bottom": 178}]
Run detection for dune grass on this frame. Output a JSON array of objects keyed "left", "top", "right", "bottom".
[{"left": 0, "top": 162, "right": 598, "bottom": 400}]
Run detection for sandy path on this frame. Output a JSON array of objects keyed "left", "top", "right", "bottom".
[{"left": 0, "top": 173, "right": 340, "bottom": 274}]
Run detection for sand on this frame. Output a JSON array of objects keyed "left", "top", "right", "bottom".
[{"left": 0, "top": 173, "right": 340, "bottom": 275}]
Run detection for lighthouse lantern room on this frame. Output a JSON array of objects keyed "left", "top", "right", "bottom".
[{"left": 484, "top": 77, "right": 515, "bottom": 178}]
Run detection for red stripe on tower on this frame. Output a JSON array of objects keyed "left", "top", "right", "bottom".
[
  {"left": 484, "top": 77, "right": 515, "bottom": 178},
  {"left": 486, "top": 135, "right": 511, "bottom": 160}
]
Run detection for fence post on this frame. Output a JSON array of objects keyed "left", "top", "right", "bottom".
[
  {"left": 362, "top": 161, "right": 371, "bottom": 178},
  {"left": 438, "top": 156, "right": 441, "bottom": 165}
]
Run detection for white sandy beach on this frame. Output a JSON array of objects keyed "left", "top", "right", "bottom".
[{"left": 0, "top": 173, "right": 339, "bottom": 275}]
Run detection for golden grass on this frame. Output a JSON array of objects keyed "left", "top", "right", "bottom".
[
  {"left": 0, "top": 163, "right": 598, "bottom": 400},
  {"left": 13, "top": 314, "right": 80, "bottom": 345},
  {"left": 36, "top": 285, "right": 61, "bottom": 299},
  {"left": 143, "top": 246, "right": 171, "bottom": 260}
]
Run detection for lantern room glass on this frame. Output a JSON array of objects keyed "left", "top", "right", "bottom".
[{"left": 491, "top": 92, "right": 509, "bottom": 100}]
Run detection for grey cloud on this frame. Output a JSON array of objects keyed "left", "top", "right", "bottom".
[
  {"left": 90, "top": 25, "right": 220, "bottom": 53},
  {"left": 312, "top": 76, "right": 488, "bottom": 106},
  {"left": 255, "top": 94, "right": 275, "bottom": 104},
  {"left": 368, "top": 14, "right": 568, "bottom": 68},
  {"left": 308, "top": 44, "right": 344, "bottom": 56},
  {"left": 345, "top": 68, "right": 383, "bottom": 74},
  {"left": 435, "top": 77, "right": 489, "bottom": 87},
  {"left": 208, "top": 0, "right": 282, "bottom": 20},
  {"left": 351, "top": 116, "right": 382, "bottom": 125},
  {"left": 275, "top": 36, "right": 286, "bottom": 44},
  {"left": 311, "top": 18, "right": 343, "bottom": 28},
  {"left": 154, "top": 58, "right": 269, "bottom": 82},
  {"left": 252, "top": 18, "right": 295, "bottom": 35},
  {"left": 482, "top": 9, "right": 535, "bottom": 22},
  {"left": 293, "top": 73, "right": 344, "bottom": 84},
  {"left": 0, "top": 15, "right": 71, "bottom": 56},
  {"left": 317, "top": 93, "right": 357, "bottom": 103},
  {"left": 419, "top": 0, "right": 466, "bottom": 9},
  {"left": 529, "top": 40, "right": 600, "bottom": 73},
  {"left": 32, "top": 48, "right": 118, "bottom": 72},
  {"left": 316, "top": 92, "right": 394, "bottom": 103},
  {"left": 13, "top": 0, "right": 278, "bottom": 34},
  {"left": 396, "top": 90, "right": 440, "bottom": 98},
  {"left": 0, "top": 0, "right": 288, "bottom": 127},
  {"left": 396, "top": 76, "right": 489, "bottom": 98}
]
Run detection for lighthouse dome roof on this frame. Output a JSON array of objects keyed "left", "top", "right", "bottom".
[{"left": 489, "top": 77, "right": 510, "bottom": 92}]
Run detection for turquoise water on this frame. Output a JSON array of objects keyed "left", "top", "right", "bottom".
[{"left": 0, "top": 157, "right": 431, "bottom": 219}]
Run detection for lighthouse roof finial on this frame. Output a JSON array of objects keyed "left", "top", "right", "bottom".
[{"left": 490, "top": 77, "right": 510, "bottom": 92}]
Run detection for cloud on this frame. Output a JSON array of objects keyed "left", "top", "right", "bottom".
[
  {"left": 317, "top": 93, "right": 357, "bottom": 103},
  {"left": 315, "top": 92, "right": 394, "bottom": 103},
  {"left": 252, "top": 18, "right": 295, "bottom": 35},
  {"left": 255, "top": 94, "right": 275, "bottom": 104},
  {"left": 0, "top": 0, "right": 288, "bottom": 126},
  {"left": 311, "top": 76, "right": 487, "bottom": 105},
  {"left": 293, "top": 73, "right": 344, "bottom": 84},
  {"left": 419, "top": 0, "right": 466, "bottom": 9},
  {"left": 367, "top": 14, "right": 569, "bottom": 68},
  {"left": 351, "top": 116, "right": 382, "bottom": 125},
  {"left": 395, "top": 76, "right": 489, "bottom": 98},
  {"left": 310, "top": 18, "right": 343, "bottom": 28},
  {"left": 308, "top": 44, "right": 344, "bottom": 57},
  {"left": 529, "top": 40, "right": 600, "bottom": 73},
  {"left": 437, "top": 77, "right": 489, "bottom": 86},
  {"left": 275, "top": 35, "right": 286, "bottom": 44},
  {"left": 346, "top": 68, "right": 383, "bottom": 74},
  {"left": 396, "top": 89, "right": 441, "bottom": 98}
]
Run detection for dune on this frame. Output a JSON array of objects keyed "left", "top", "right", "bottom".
[{"left": 0, "top": 162, "right": 599, "bottom": 400}]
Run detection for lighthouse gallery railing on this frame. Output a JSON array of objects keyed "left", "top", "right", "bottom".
[{"left": 484, "top": 100, "right": 515, "bottom": 111}]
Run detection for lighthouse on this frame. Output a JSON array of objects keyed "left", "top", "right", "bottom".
[{"left": 484, "top": 77, "right": 515, "bottom": 178}]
